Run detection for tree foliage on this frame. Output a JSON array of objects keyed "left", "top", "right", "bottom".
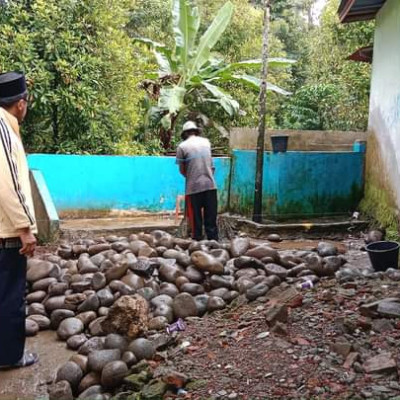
[
  {"left": 281, "top": 0, "right": 373, "bottom": 131},
  {"left": 0, "top": 0, "right": 151, "bottom": 154},
  {"left": 0, "top": 0, "right": 375, "bottom": 155},
  {"left": 136, "top": 0, "right": 293, "bottom": 150}
]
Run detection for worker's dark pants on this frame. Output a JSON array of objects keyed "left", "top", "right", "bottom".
[
  {"left": 0, "top": 247, "right": 26, "bottom": 366},
  {"left": 187, "top": 189, "right": 219, "bottom": 241}
]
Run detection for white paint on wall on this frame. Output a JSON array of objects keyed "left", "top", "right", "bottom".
[{"left": 369, "top": 0, "right": 400, "bottom": 210}]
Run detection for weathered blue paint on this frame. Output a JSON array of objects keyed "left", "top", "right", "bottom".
[
  {"left": 353, "top": 140, "right": 367, "bottom": 153},
  {"left": 28, "top": 154, "right": 231, "bottom": 213},
  {"left": 28, "top": 151, "right": 365, "bottom": 218},
  {"left": 230, "top": 150, "right": 365, "bottom": 218},
  {"left": 30, "top": 169, "right": 60, "bottom": 241},
  {"left": 30, "top": 169, "right": 60, "bottom": 223}
]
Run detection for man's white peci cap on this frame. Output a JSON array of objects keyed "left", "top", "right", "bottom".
[{"left": 182, "top": 121, "right": 199, "bottom": 132}]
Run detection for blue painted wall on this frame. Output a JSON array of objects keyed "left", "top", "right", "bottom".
[
  {"left": 28, "top": 155, "right": 231, "bottom": 213},
  {"left": 230, "top": 150, "right": 365, "bottom": 218},
  {"left": 28, "top": 150, "right": 365, "bottom": 218}
]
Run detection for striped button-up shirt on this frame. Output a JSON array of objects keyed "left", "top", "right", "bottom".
[{"left": 0, "top": 107, "right": 37, "bottom": 238}]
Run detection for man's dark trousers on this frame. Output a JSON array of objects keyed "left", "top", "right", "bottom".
[
  {"left": 187, "top": 189, "right": 219, "bottom": 241},
  {"left": 0, "top": 246, "right": 26, "bottom": 366}
]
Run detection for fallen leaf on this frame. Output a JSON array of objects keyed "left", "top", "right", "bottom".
[
  {"left": 207, "top": 351, "right": 216, "bottom": 360},
  {"left": 293, "top": 336, "right": 310, "bottom": 346},
  {"left": 187, "top": 346, "right": 200, "bottom": 353}
]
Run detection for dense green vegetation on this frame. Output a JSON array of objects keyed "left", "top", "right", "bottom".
[
  {"left": 0, "top": 0, "right": 374, "bottom": 154},
  {"left": 136, "top": 1, "right": 293, "bottom": 150}
]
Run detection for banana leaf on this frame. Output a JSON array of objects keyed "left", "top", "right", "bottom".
[
  {"left": 134, "top": 37, "right": 176, "bottom": 76},
  {"left": 202, "top": 81, "right": 239, "bottom": 116},
  {"left": 158, "top": 86, "right": 187, "bottom": 114},
  {"left": 188, "top": 2, "right": 234, "bottom": 77},
  {"left": 172, "top": 0, "right": 200, "bottom": 69},
  {"left": 209, "top": 74, "right": 292, "bottom": 96}
]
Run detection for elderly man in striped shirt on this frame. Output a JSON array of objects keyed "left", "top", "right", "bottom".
[{"left": 0, "top": 72, "right": 39, "bottom": 368}]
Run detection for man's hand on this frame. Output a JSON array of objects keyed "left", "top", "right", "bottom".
[{"left": 18, "top": 227, "right": 36, "bottom": 257}]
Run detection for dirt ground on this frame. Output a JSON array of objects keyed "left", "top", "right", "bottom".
[
  {"left": 2, "top": 237, "right": 399, "bottom": 400},
  {"left": 0, "top": 331, "right": 74, "bottom": 400},
  {"left": 155, "top": 241, "right": 400, "bottom": 400}
]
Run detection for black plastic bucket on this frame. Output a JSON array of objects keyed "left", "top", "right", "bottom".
[
  {"left": 271, "top": 135, "right": 289, "bottom": 153},
  {"left": 366, "top": 241, "right": 400, "bottom": 271}
]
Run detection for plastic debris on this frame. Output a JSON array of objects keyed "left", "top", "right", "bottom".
[
  {"left": 256, "top": 331, "right": 270, "bottom": 339},
  {"left": 296, "top": 280, "right": 314, "bottom": 290},
  {"left": 166, "top": 318, "right": 186, "bottom": 334}
]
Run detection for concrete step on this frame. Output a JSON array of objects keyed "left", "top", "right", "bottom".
[{"left": 60, "top": 216, "right": 181, "bottom": 241}]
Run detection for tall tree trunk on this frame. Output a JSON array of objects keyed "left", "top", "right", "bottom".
[
  {"left": 52, "top": 104, "right": 59, "bottom": 150},
  {"left": 253, "top": 0, "right": 270, "bottom": 223},
  {"left": 51, "top": 72, "right": 59, "bottom": 151}
]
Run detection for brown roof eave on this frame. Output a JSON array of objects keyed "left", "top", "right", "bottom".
[
  {"left": 347, "top": 45, "right": 373, "bottom": 63},
  {"left": 338, "top": 0, "right": 386, "bottom": 23},
  {"left": 339, "top": 0, "right": 356, "bottom": 22},
  {"left": 342, "top": 13, "right": 377, "bottom": 22}
]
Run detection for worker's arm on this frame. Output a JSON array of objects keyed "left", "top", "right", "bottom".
[
  {"left": 208, "top": 140, "right": 215, "bottom": 174},
  {"left": 176, "top": 146, "right": 187, "bottom": 177},
  {"left": 0, "top": 119, "right": 36, "bottom": 255},
  {"left": 179, "top": 163, "right": 187, "bottom": 177}
]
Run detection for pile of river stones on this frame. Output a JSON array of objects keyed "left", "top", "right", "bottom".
[{"left": 25, "top": 231, "right": 346, "bottom": 399}]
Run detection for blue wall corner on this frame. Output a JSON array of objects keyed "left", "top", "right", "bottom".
[
  {"left": 30, "top": 169, "right": 60, "bottom": 222},
  {"left": 353, "top": 140, "right": 367, "bottom": 153}
]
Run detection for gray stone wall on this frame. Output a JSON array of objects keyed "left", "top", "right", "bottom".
[{"left": 230, "top": 128, "right": 368, "bottom": 151}]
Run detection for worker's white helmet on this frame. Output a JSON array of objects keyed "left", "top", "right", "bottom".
[{"left": 182, "top": 121, "right": 199, "bottom": 132}]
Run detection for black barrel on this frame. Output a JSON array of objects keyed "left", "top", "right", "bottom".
[
  {"left": 271, "top": 135, "right": 289, "bottom": 153},
  {"left": 366, "top": 241, "right": 400, "bottom": 271}
]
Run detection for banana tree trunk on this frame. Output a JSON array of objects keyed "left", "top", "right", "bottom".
[
  {"left": 253, "top": 0, "right": 270, "bottom": 223},
  {"left": 160, "top": 113, "right": 179, "bottom": 151},
  {"left": 160, "top": 127, "right": 172, "bottom": 151}
]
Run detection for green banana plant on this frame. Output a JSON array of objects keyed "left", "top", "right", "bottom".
[{"left": 136, "top": 0, "right": 294, "bottom": 150}]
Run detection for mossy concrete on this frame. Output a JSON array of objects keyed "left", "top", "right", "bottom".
[
  {"left": 367, "top": 0, "right": 400, "bottom": 233},
  {"left": 229, "top": 150, "right": 365, "bottom": 219},
  {"left": 360, "top": 133, "right": 399, "bottom": 239}
]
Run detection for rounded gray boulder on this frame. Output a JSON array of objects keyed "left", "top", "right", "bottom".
[
  {"left": 172, "top": 293, "right": 198, "bottom": 319},
  {"left": 101, "top": 360, "right": 128, "bottom": 388},
  {"left": 56, "top": 361, "right": 83, "bottom": 391},
  {"left": 128, "top": 338, "right": 155, "bottom": 361},
  {"left": 87, "top": 349, "right": 121, "bottom": 373},
  {"left": 58, "top": 318, "right": 84, "bottom": 341}
]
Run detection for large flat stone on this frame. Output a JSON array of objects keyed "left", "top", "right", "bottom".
[
  {"left": 377, "top": 301, "right": 400, "bottom": 318},
  {"left": 359, "top": 298, "right": 400, "bottom": 318},
  {"left": 363, "top": 353, "right": 397, "bottom": 375}
]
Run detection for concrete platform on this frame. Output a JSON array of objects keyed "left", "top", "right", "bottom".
[
  {"left": 58, "top": 214, "right": 369, "bottom": 242},
  {"left": 60, "top": 216, "right": 181, "bottom": 241},
  {"left": 228, "top": 216, "right": 369, "bottom": 239},
  {"left": 0, "top": 331, "right": 74, "bottom": 400}
]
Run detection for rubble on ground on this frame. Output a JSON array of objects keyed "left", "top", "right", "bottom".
[{"left": 21, "top": 232, "right": 400, "bottom": 399}]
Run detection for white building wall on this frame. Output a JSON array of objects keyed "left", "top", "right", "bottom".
[{"left": 368, "top": 0, "right": 400, "bottom": 212}]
